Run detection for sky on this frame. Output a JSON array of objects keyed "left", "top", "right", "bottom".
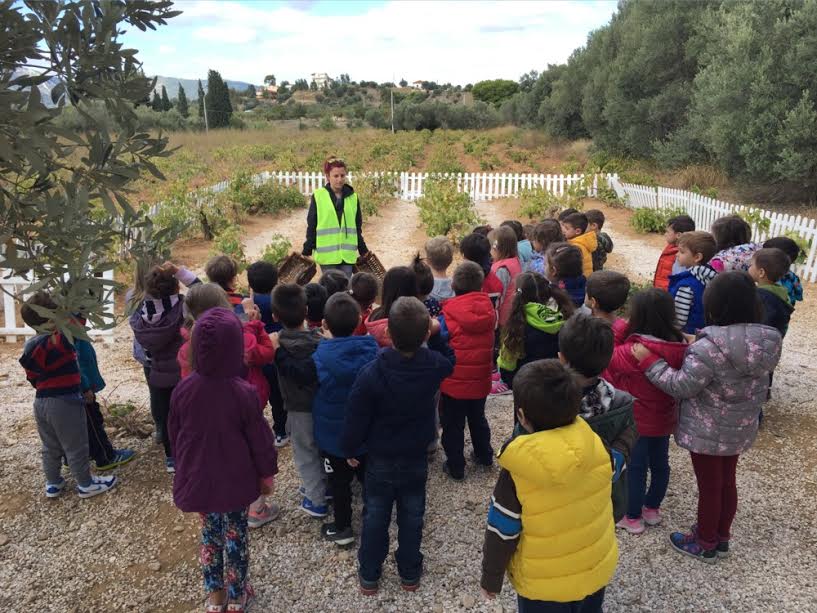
[{"left": 121, "top": 0, "right": 618, "bottom": 86}]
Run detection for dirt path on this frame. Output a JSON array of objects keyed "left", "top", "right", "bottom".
[{"left": 1, "top": 199, "right": 816, "bottom": 612}]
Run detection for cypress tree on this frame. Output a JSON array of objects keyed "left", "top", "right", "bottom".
[
  {"left": 205, "top": 69, "right": 232, "bottom": 128},
  {"left": 197, "top": 79, "right": 205, "bottom": 118},
  {"left": 160, "top": 85, "right": 172, "bottom": 111},
  {"left": 151, "top": 90, "right": 161, "bottom": 111},
  {"left": 177, "top": 83, "right": 189, "bottom": 117}
]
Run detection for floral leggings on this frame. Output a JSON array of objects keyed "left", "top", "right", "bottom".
[{"left": 199, "top": 510, "right": 249, "bottom": 599}]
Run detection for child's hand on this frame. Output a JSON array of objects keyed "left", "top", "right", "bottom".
[
  {"left": 682, "top": 332, "right": 696, "bottom": 344},
  {"left": 347, "top": 458, "right": 360, "bottom": 468},
  {"left": 429, "top": 317, "right": 441, "bottom": 336},
  {"left": 241, "top": 297, "right": 255, "bottom": 313},
  {"left": 83, "top": 390, "right": 95, "bottom": 404},
  {"left": 631, "top": 342, "right": 651, "bottom": 362},
  {"left": 269, "top": 332, "right": 280, "bottom": 350},
  {"left": 481, "top": 588, "right": 496, "bottom": 600}
]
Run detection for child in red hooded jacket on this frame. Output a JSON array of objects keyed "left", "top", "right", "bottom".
[
  {"left": 603, "top": 288, "right": 688, "bottom": 535},
  {"left": 439, "top": 262, "right": 497, "bottom": 481}
]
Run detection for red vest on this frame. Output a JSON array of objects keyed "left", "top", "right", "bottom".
[
  {"left": 440, "top": 292, "right": 496, "bottom": 399},
  {"left": 491, "top": 257, "right": 522, "bottom": 327},
  {"left": 653, "top": 244, "right": 678, "bottom": 291}
]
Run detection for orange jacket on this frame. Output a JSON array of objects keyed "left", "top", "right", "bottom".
[{"left": 653, "top": 244, "right": 678, "bottom": 291}]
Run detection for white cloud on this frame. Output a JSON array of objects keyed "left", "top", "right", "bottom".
[
  {"left": 133, "top": 0, "right": 617, "bottom": 84},
  {"left": 158, "top": 44, "right": 176, "bottom": 54}
]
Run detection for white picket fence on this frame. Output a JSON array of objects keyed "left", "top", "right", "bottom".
[
  {"left": 608, "top": 175, "right": 817, "bottom": 282},
  {"left": 0, "top": 269, "right": 116, "bottom": 343}
]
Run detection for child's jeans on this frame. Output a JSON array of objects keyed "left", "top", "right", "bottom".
[
  {"left": 626, "top": 435, "right": 670, "bottom": 519},
  {"left": 518, "top": 587, "right": 605, "bottom": 612},
  {"left": 199, "top": 510, "right": 249, "bottom": 600},
  {"left": 440, "top": 394, "right": 493, "bottom": 478},
  {"left": 85, "top": 400, "right": 115, "bottom": 467},
  {"left": 34, "top": 395, "right": 92, "bottom": 487},
  {"left": 323, "top": 453, "right": 365, "bottom": 530},
  {"left": 690, "top": 452, "right": 740, "bottom": 549},
  {"left": 358, "top": 455, "right": 428, "bottom": 583},
  {"left": 147, "top": 383, "right": 173, "bottom": 458},
  {"left": 287, "top": 411, "right": 327, "bottom": 506},
  {"left": 262, "top": 364, "right": 287, "bottom": 438}
]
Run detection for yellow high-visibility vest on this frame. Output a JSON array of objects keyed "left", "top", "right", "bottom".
[{"left": 314, "top": 187, "right": 359, "bottom": 265}]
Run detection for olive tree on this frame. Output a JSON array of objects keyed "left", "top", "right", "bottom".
[{"left": 0, "top": 0, "right": 181, "bottom": 340}]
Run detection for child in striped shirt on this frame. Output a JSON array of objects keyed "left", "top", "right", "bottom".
[{"left": 668, "top": 231, "right": 718, "bottom": 334}]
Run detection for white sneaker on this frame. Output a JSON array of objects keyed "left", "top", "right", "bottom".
[{"left": 77, "top": 475, "right": 117, "bottom": 499}]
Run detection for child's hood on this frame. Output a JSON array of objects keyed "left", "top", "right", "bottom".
[
  {"left": 278, "top": 327, "right": 321, "bottom": 357},
  {"left": 571, "top": 230, "right": 598, "bottom": 252},
  {"left": 377, "top": 347, "right": 448, "bottom": 397},
  {"left": 314, "top": 335, "right": 378, "bottom": 382},
  {"left": 688, "top": 264, "right": 717, "bottom": 285},
  {"left": 129, "top": 300, "right": 183, "bottom": 349},
  {"left": 442, "top": 292, "right": 496, "bottom": 334},
  {"left": 191, "top": 307, "right": 244, "bottom": 378},
  {"left": 524, "top": 302, "right": 565, "bottom": 334},
  {"left": 364, "top": 314, "right": 391, "bottom": 346},
  {"left": 697, "top": 323, "right": 782, "bottom": 377},
  {"left": 759, "top": 284, "right": 794, "bottom": 310},
  {"left": 626, "top": 333, "right": 687, "bottom": 369}
]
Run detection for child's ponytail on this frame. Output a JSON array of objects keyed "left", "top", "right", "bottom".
[
  {"left": 538, "top": 277, "right": 576, "bottom": 320},
  {"left": 501, "top": 273, "right": 541, "bottom": 360}
]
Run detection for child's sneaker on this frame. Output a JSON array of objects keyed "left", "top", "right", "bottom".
[
  {"left": 716, "top": 540, "right": 730, "bottom": 558},
  {"left": 274, "top": 434, "right": 290, "bottom": 448},
  {"left": 225, "top": 583, "right": 254, "bottom": 612},
  {"left": 489, "top": 380, "right": 511, "bottom": 396},
  {"left": 45, "top": 478, "right": 66, "bottom": 498},
  {"left": 165, "top": 457, "right": 175, "bottom": 473},
  {"left": 400, "top": 576, "right": 421, "bottom": 592},
  {"left": 491, "top": 370, "right": 501, "bottom": 383},
  {"left": 96, "top": 449, "right": 136, "bottom": 471},
  {"left": 300, "top": 497, "right": 328, "bottom": 518},
  {"left": 669, "top": 531, "right": 717, "bottom": 563},
  {"left": 642, "top": 506, "right": 662, "bottom": 526},
  {"left": 77, "top": 475, "right": 117, "bottom": 499},
  {"left": 248, "top": 502, "right": 281, "bottom": 529},
  {"left": 321, "top": 522, "right": 354, "bottom": 546},
  {"left": 616, "top": 516, "right": 645, "bottom": 535},
  {"left": 359, "top": 575, "right": 379, "bottom": 596},
  {"left": 442, "top": 461, "right": 464, "bottom": 482}
]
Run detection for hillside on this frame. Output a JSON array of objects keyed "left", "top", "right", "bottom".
[{"left": 150, "top": 75, "right": 256, "bottom": 99}]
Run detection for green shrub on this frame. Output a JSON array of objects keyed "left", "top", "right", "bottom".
[
  {"left": 319, "top": 116, "right": 337, "bottom": 131},
  {"left": 354, "top": 173, "right": 397, "bottom": 217},
  {"left": 518, "top": 187, "right": 563, "bottom": 220},
  {"left": 784, "top": 230, "right": 811, "bottom": 264},
  {"left": 249, "top": 182, "right": 306, "bottom": 215},
  {"left": 211, "top": 224, "right": 247, "bottom": 268},
  {"left": 595, "top": 185, "right": 625, "bottom": 208},
  {"left": 736, "top": 209, "right": 771, "bottom": 234},
  {"left": 620, "top": 170, "right": 658, "bottom": 187},
  {"left": 260, "top": 234, "right": 292, "bottom": 265},
  {"left": 426, "top": 146, "right": 465, "bottom": 174},
  {"left": 630, "top": 207, "right": 686, "bottom": 234},
  {"left": 690, "top": 184, "right": 719, "bottom": 199},
  {"left": 416, "top": 178, "right": 483, "bottom": 241}
]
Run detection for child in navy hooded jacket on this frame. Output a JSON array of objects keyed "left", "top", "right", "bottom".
[{"left": 340, "top": 297, "right": 455, "bottom": 593}]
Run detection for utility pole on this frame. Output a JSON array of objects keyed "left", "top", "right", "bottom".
[
  {"left": 202, "top": 92, "right": 209, "bottom": 133},
  {"left": 390, "top": 73, "right": 395, "bottom": 134}
]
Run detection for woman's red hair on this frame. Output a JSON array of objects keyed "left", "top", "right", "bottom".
[{"left": 323, "top": 157, "right": 347, "bottom": 175}]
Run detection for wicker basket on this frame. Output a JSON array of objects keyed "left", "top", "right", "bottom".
[
  {"left": 278, "top": 252, "right": 317, "bottom": 286},
  {"left": 354, "top": 251, "right": 387, "bottom": 282}
]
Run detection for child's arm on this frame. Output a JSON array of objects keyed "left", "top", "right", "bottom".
[
  {"left": 274, "top": 346, "right": 317, "bottom": 386},
  {"left": 162, "top": 262, "right": 201, "bottom": 288},
  {"left": 241, "top": 389, "right": 279, "bottom": 479},
  {"left": 427, "top": 326, "right": 456, "bottom": 375},
  {"left": 480, "top": 469, "right": 522, "bottom": 597},
  {"left": 302, "top": 195, "right": 318, "bottom": 256},
  {"left": 634, "top": 342, "right": 715, "bottom": 399},
  {"left": 673, "top": 285, "right": 693, "bottom": 329},
  {"left": 340, "top": 370, "right": 376, "bottom": 457},
  {"left": 243, "top": 320, "right": 276, "bottom": 366},
  {"left": 603, "top": 232, "right": 614, "bottom": 254}
]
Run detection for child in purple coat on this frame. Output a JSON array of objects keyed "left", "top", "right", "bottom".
[{"left": 169, "top": 307, "right": 278, "bottom": 613}]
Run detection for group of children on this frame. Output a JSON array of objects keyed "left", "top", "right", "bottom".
[{"left": 20, "top": 200, "right": 799, "bottom": 612}]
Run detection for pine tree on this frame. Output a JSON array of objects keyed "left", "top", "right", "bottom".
[
  {"left": 197, "top": 79, "right": 205, "bottom": 118},
  {"left": 160, "top": 85, "right": 172, "bottom": 111},
  {"left": 205, "top": 69, "right": 232, "bottom": 128},
  {"left": 177, "top": 83, "right": 189, "bottom": 117},
  {"left": 151, "top": 90, "right": 161, "bottom": 111}
]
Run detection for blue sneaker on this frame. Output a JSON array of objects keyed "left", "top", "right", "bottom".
[
  {"left": 96, "top": 449, "right": 136, "bottom": 471},
  {"left": 669, "top": 531, "right": 717, "bottom": 563},
  {"left": 77, "top": 475, "right": 117, "bottom": 499},
  {"left": 165, "top": 457, "right": 175, "bottom": 473},
  {"left": 45, "top": 478, "right": 66, "bottom": 498},
  {"left": 300, "top": 497, "right": 328, "bottom": 518}
]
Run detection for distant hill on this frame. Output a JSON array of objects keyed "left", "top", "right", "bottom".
[{"left": 151, "top": 75, "right": 258, "bottom": 100}]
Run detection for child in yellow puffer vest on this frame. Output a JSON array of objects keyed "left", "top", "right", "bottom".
[{"left": 480, "top": 359, "right": 617, "bottom": 612}]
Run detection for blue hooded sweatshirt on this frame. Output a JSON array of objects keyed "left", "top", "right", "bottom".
[{"left": 312, "top": 335, "right": 379, "bottom": 458}]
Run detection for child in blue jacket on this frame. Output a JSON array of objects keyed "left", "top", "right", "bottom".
[
  {"left": 278, "top": 293, "right": 379, "bottom": 546},
  {"left": 668, "top": 231, "right": 717, "bottom": 334}
]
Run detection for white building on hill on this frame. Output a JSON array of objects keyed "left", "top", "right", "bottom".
[{"left": 311, "top": 72, "right": 332, "bottom": 89}]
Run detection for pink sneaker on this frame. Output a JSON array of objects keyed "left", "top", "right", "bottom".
[
  {"left": 616, "top": 516, "right": 645, "bottom": 535},
  {"left": 490, "top": 380, "right": 512, "bottom": 396},
  {"left": 491, "top": 370, "right": 501, "bottom": 383},
  {"left": 642, "top": 506, "right": 662, "bottom": 526}
]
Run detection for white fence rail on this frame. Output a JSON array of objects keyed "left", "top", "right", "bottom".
[
  {"left": 609, "top": 175, "right": 817, "bottom": 282},
  {"left": 0, "top": 269, "right": 116, "bottom": 343}
]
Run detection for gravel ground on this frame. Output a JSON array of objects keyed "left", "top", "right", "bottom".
[{"left": 1, "top": 199, "right": 816, "bottom": 612}]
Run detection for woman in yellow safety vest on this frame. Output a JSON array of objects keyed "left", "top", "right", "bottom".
[{"left": 302, "top": 157, "right": 368, "bottom": 278}]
